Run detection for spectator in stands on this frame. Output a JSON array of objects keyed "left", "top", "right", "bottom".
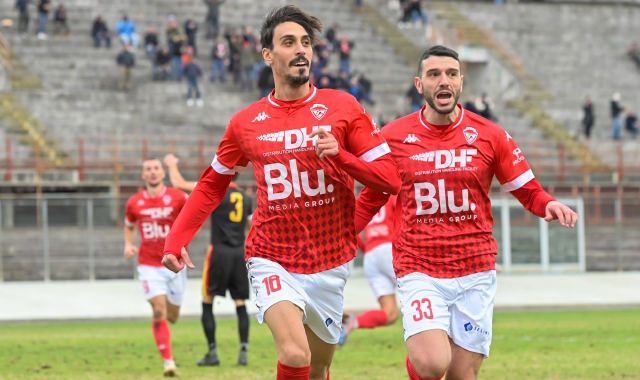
[
  {"left": 116, "top": 44, "right": 135, "bottom": 90},
  {"left": 155, "top": 45, "right": 171, "bottom": 81},
  {"left": 225, "top": 28, "right": 241, "bottom": 83},
  {"left": 14, "top": 0, "right": 30, "bottom": 36},
  {"left": 117, "top": 15, "right": 139, "bottom": 49},
  {"left": 166, "top": 19, "right": 180, "bottom": 51},
  {"left": 53, "top": 4, "right": 70, "bottom": 38},
  {"left": 242, "top": 26, "right": 257, "bottom": 45},
  {"left": 582, "top": 96, "right": 595, "bottom": 139},
  {"left": 358, "top": 73, "right": 375, "bottom": 105},
  {"left": 239, "top": 40, "right": 256, "bottom": 91},
  {"left": 184, "top": 17, "right": 199, "bottom": 56},
  {"left": 92, "top": 16, "right": 111, "bottom": 48},
  {"left": 611, "top": 92, "right": 624, "bottom": 140},
  {"left": 252, "top": 36, "right": 266, "bottom": 84},
  {"left": 325, "top": 23, "right": 339, "bottom": 51},
  {"left": 144, "top": 27, "right": 159, "bottom": 62},
  {"left": 398, "top": 0, "right": 413, "bottom": 29},
  {"left": 257, "top": 64, "right": 274, "bottom": 99},
  {"left": 210, "top": 37, "right": 227, "bottom": 82},
  {"left": 36, "top": 0, "right": 51, "bottom": 40},
  {"left": 406, "top": 83, "right": 423, "bottom": 113},
  {"left": 183, "top": 56, "right": 204, "bottom": 107},
  {"left": 409, "top": 0, "right": 428, "bottom": 26},
  {"left": 338, "top": 36, "right": 355, "bottom": 75},
  {"left": 464, "top": 95, "right": 478, "bottom": 113},
  {"left": 171, "top": 34, "right": 186, "bottom": 81},
  {"left": 475, "top": 92, "right": 497, "bottom": 121},
  {"left": 203, "top": 0, "right": 226, "bottom": 39},
  {"left": 628, "top": 42, "right": 640, "bottom": 68},
  {"left": 625, "top": 110, "right": 638, "bottom": 138},
  {"left": 355, "top": 0, "right": 363, "bottom": 12}
]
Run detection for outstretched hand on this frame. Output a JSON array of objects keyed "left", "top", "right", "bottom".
[
  {"left": 163, "top": 153, "right": 179, "bottom": 168},
  {"left": 544, "top": 201, "right": 578, "bottom": 228},
  {"left": 162, "top": 247, "right": 195, "bottom": 273},
  {"left": 309, "top": 128, "right": 339, "bottom": 160}
]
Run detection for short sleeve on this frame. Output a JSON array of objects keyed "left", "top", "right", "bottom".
[
  {"left": 212, "top": 118, "right": 250, "bottom": 175},
  {"left": 124, "top": 198, "right": 136, "bottom": 226},
  {"left": 346, "top": 97, "right": 391, "bottom": 162},
  {"left": 493, "top": 129, "right": 534, "bottom": 192}
]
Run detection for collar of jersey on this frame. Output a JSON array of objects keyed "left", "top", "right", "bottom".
[
  {"left": 267, "top": 84, "right": 317, "bottom": 108},
  {"left": 418, "top": 103, "right": 465, "bottom": 133},
  {"left": 143, "top": 185, "right": 166, "bottom": 199}
]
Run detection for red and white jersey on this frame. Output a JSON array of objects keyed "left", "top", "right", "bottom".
[
  {"left": 125, "top": 186, "right": 188, "bottom": 267},
  {"left": 363, "top": 195, "right": 397, "bottom": 254},
  {"left": 383, "top": 104, "right": 534, "bottom": 278},
  {"left": 213, "top": 85, "right": 390, "bottom": 274}
]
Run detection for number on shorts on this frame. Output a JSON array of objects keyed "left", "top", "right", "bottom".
[
  {"left": 262, "top": 275, "right": 282, "bottom": 296},
  {"left": 411, "top": 298, "right": 434, "bottom": 322}
]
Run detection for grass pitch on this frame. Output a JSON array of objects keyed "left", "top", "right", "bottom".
[{"left": 1, "top": 309, "right": 639, "bottom": 379}]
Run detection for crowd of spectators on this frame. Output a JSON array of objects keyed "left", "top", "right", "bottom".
[{"left": 14, "top": 0, "right": 70, "bottom": 39}]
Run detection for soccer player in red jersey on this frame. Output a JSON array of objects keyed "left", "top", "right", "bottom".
[
  {"left": 339, "top": 195, "right": 400, "bottom": 346},
  {"left": 354, "top": 46, "right": 578, "bottom": 380},
  {"left": 161, "top": 5, "right": 401, "bottom": 380},
  {"left": 124, "top": 158, "right": 189, "bottom": 377}
]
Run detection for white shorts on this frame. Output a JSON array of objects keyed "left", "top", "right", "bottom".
[
  {"left": 137, "top": 265, "right": 188, "bottom": 306},
  {"left": 247, "top": 257, "right": 349, "bottom": 345},
  {"left": 398, "top": 270, "right": 497, "bottom": 357},
  {"left": 363, "top": 243, "right": 397, "bottom": 300}
]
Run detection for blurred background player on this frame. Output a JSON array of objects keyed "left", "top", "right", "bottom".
[
  {"left": 355, "top": 46, "right": 578, "bottom": 380},
  {"left": 163, "top": 153, "right": 252, "bottom": 367},
  {"left": 339, "top": 195, "right": 399, "bottom": 346},
  {"left": 161, "top": 5, "right": 401, "bottom": 380},
  {"left": 123, "top": 158, "right": 189, "bottom": 377}
]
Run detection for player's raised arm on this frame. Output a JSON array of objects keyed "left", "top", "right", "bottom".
[
  {"left": 163, "top": 153, "right": 197, "bottom": 192},
  {"left": 309, "top": 100, "right": 401, "bottom": 195},
  {"left": 163, "top": 121, "right": 249, "bottom": 273},
  {"left": 355, "top": 186, "right": 390, "bottom": 234},
  {"left": 494, "top": 130, "right": 577, "bottom": 228}
]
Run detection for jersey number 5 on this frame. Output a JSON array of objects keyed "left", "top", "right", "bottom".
[
  {"left": 262, "top": 275, "right": 282, "bottom": 296},
  {"left": 411, "top": 298, "right": 434, "bottom": 322},
  {"left": 229, "top": 192, "right": 244, "bottom": 222}
]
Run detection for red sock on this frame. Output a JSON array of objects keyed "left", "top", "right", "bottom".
[
  {"left": 326, "top": 371, "right": 330, "bottom": 380},
  {"left": 152, "top": 319, "right": 172, "bottom": 361},
  {"left": 406, "top": 355, "right": 445, "bottom": 380},
  {"left": 356, "top": 309, "right": 388, "bottom": 328},
  {"left": 276, "top": 361, "right": 310, "bottom": 380}
]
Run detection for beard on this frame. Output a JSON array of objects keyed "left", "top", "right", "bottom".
[
  {"left": 424, "top": 87, "right": 461, "bottom": 115},
  {"left": 284, "top": 57, "right": 310, "bottom": 86}
]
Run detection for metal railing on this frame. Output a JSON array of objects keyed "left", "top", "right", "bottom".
[
  {"left": 3, "top": 193, "right": 640, "bottom": 282},
  {"left": 3, "top": 135, "right": 640, "bottom": 184}
]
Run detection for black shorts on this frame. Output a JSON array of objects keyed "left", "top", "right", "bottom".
[{"left": 202, "top": 244, "right": 249, "bottom": 300}]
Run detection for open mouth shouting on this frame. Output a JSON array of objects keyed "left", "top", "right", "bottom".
[
  {"left": 435, "top": 90, "right": 454, "bottom": 108},
  {"left": 290, "top": 57, "right": 310, "bottom": 70}
]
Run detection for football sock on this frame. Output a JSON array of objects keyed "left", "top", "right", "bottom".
[
  {"left": 201, "top": 302, "right": 216, "bottom": 350},
  {"left": 276, "top": 361, "right": 310, "bottom": 380},
  {"left": 236, "top": 305, "right": 249, "bottom": 346},
  {"left": 152, "top": 319, "right": 172, "bottom": 361},
  {"left": 326, "top": 371, "right": 330, "bottom": 379},
  {"left": 356, "top": 309, "right": 388, "bottom": 328},
  {"left": 406, "top": 355, "right": 445, "bottom": 380}
]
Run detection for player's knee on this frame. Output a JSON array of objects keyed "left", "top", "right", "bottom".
[
  {"left": 309, "top": 364, "right": 329, "bottom": 380},
  {"left": 167, "top": 314, "right": 179, "bottom": 324},
  {"left": 385, "top": 307, "right": 400, "bottom": 325},
  {"left": 410, "top": 354, "right": 449, "bottom": 380},
  {"left": 278, "top": 345, "right": 311, "bottom": 367},
  {"left": 152, "top": 308, "right": 165, "bottom": 320}
]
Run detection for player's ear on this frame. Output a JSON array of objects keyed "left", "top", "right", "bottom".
[
  {"left": 460, "top": 74, "right": 464, "bottom": 92},
  {"left": 414, "top": 77, "right": 423, "bottom": 94},
  {"left": 262, "top": 47, "right": 273, "bottom": 65}
]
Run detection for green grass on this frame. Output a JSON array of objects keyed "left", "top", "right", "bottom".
[{"left": 1, "top": 309, "right": 639, "bottom": 379}]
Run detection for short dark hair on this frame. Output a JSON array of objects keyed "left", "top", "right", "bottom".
[
  {"left": 260, "top": 5, "right": 323, "bottom": 50},
  {"left": 417, "top": 45, "right": 460, "bottom": 75}
]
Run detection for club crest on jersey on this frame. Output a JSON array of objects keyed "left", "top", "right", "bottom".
[
  {"left": 137, "top": 200, "right": 145, "bottom": 206},
  {"left": 162, "top": 195, "right": 172, "bottom": 205},
  {"left": 310, "top": 104, "right": 328, "bottom": 120},
  {"left": 463, "top": 126, "right": 478, "bottom": 145}
]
